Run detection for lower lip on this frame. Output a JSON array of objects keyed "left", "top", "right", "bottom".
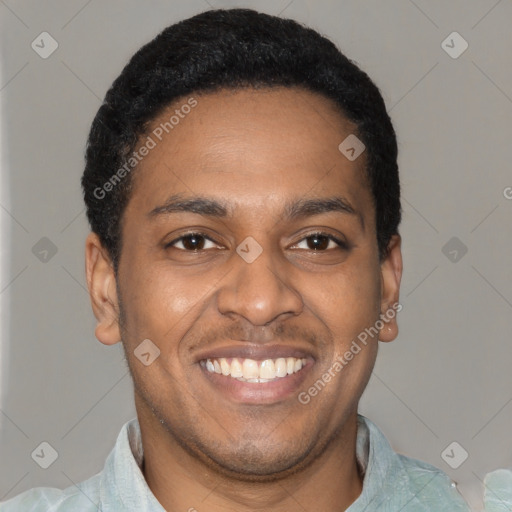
[{"left": 199, "top": 361, "right": 313, "bottom": 404}]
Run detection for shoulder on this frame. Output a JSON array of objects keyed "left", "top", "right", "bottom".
[
  {"left": 483, "top": 468, "right": 512, "bottom": 511},
  {"left": 395, "top": 453, "right": 470, "bottom": 510},
  {"left": 0, "top": 473, "right": 101, "bottom": 512},
  {"left": 1, "top": 419, "right": 139, "bottom": 512},
  {"left": 358, "top": 415, "right": 470, "bottom": 511}
]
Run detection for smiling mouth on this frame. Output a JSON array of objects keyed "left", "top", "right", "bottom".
[{"left": 200, "top": 357, "right": 308, "bottom": 383}]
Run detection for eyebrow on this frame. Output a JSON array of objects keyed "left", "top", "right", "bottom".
[
  {"left": 148, "top": 195, "right": 228, "bottom": 218},
  {"left": 285, "top": 196, "right": 364, "bottom": 231},
  {"left": 148, "top": 194, "right": 364, "bottom": 229}
]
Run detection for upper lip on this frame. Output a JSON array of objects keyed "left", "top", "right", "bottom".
[{"left": 195, "top": 343, "right": 316, "bottom": 363}]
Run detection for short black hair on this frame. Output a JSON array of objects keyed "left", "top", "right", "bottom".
[{"left": 82, "top": 8, "right": 400, "bottom": 272}]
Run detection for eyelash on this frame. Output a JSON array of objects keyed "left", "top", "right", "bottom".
[{"left": 165, "top": 231, "right": 348, "bottom": 252}]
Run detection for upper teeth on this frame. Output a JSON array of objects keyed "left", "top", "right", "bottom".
[{"left": 202, "top": 357, "right": 307, "bottom": 382}]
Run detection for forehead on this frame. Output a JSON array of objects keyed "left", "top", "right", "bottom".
[{"left": 126, "top": 87, "right": 372, "bottom": 223}]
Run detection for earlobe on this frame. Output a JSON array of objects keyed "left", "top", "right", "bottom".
[
  {"left": 85, "top": 232, "right": 122, "bottom": 345},
  {"left": 379, "top": 234, "right": 403, "bottom": 343}
]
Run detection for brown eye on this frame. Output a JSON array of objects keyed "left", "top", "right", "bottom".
[
  {"left": 306, "top": 234, "right": 330, "bottom": 250},
  {"left": 294, "top": 233, "right": 347, "bottom": 251},
  {"left": 166, "top": 233, "right": 218, "bottom": 251}
]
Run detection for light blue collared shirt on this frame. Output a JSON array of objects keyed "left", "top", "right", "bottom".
[
  {"left": 483, "top": 469, "right": 512, "bottom": 512},
  {"left": 1, "top": 415, "right": 471, "bottom": 511}
]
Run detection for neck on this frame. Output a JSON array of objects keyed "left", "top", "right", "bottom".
[{"left": 136, "top": 401, "right": 363, "bottom": 512}]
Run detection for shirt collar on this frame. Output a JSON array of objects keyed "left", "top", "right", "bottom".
[
  {"left": 349, "top": 416, "right": 442, "bottom": 512},
  {"left": 99, "top": 417, "right": 166, "bottom": 511},
  {"left": 98, "top": 414, "right": 430, "bottom": 511}
]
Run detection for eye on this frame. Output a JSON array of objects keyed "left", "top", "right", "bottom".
[
  {"left": 166, "top": 232, "right": 220, "bottom": 251},
  {"left": 292, "top": 232, "right": 347, "bottom": 251}
]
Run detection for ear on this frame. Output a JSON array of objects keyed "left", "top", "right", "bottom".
[
  {"left": 378, "top": 234, "right": 403, "bottom": 343},
  {"left": 85, "top": 232, "right": 121, "bottom": 345}
]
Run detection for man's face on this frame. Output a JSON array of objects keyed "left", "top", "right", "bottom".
[{"left": 89, "top": 87, "right": 401, "bottom": 479}]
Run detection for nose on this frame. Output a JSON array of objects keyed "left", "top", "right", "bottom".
[{"left": 216, "top": 244, "right": 303, "bottom": 327}]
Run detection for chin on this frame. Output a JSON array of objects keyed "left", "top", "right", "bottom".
[{"left": 191, "top": 437, "right": 317, "bottom": 482}]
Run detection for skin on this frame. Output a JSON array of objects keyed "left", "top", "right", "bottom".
[{"left": 85, "top": 86, "right": 402, "bottom": 511}]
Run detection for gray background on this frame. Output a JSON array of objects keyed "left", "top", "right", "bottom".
[{"left": 1, "top": 1, "right": 511, "bottom": 510}]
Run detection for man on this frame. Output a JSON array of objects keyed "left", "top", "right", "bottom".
[{"left": 1, "top": 8, "right": 471, "bottom": 511}]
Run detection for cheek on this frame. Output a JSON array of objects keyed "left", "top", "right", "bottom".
[
  {"left": 118, "top": 258, "right": 219, "bottom": 351},
  {"left": 117, "top": 267, "right": 169, "bottom": 336},
  {"left": 118, "top": 263, "right": 205, "bottom": 397},
  {"left": 311, "top": 260, "right": 381, "bottom": 332},
  {"left": 310, "top": 265, "right": 381, "bottom": 400}
]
